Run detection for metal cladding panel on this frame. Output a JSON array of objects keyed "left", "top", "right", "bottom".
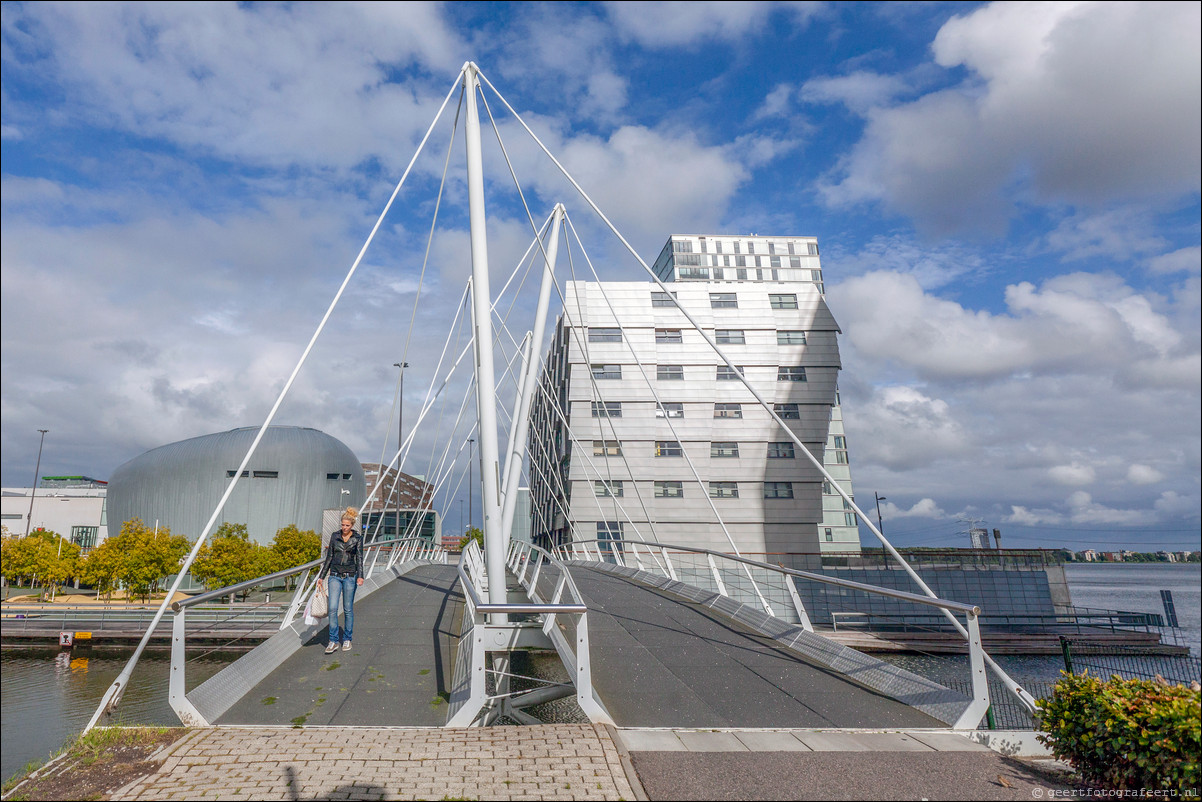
[{"left": 106, "top": 426, "right": 365, "bottom": 544}]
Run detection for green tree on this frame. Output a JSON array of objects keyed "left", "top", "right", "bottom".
[
  {"left": 191, "top": 523, "right": 264, "bottom": 599},
  {"left": 85, "top": 519, "right": 190, "bottom": 603},
  {"left": 268, "top": 525, "right": 322, "bottom": 589},
  {"left": 458, "top": 526, "right": 483, "bottom": 552}
]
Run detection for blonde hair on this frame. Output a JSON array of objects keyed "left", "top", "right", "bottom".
[{"left": 342, "top": 507, "right": 359, "bottom": 522}]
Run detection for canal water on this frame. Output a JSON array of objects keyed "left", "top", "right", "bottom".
[{"left": 1, "top": 562, "right": 1198, "bottom": 780}]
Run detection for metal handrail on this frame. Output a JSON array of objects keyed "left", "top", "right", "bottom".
[
  {"left": 172, "top": 535, "right": 429, "bottom": 611},
  {"left": 455, "top": 560, "right": 586, "bottom": 614},
  {"left": 557, "top": 538, "right": 982, "bottom": 615},
  {"left": 558, "top": 538, "right": 1012, "bottom": 728}
]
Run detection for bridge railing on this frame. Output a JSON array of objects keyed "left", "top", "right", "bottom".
[
  {"left": 556, "top": 538, "right": 1036, "bottom": 729},
  {"left": 446, "top": 540, "right": 610, "bottom": 726},
  {"left": 86, "top": 536, "right": 446, "bottom": 728}
]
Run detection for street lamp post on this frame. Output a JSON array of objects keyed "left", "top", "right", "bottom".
[
  {"left": 468, "top": 438, "right": 475, "bottom": 533},
  {"left": 25, "top": 429, "right": 48, "bottom": 537},
  {"left": 874, "top": 492, "right": 887, "bottom": 537}
]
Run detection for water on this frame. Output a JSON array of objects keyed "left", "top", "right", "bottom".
[
  {"left": 0, "top": 650, "right": 236, "bottom": 781},
  {"left": 1064, "top": 562, "right": 1200, "bottom": 656}
]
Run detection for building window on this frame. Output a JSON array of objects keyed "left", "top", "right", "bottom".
[
  {"left": 844, "top": 512, "right": 857, "bottom": 527},
  {"left": 709, "top": 482, "right": 739, "bottom": 498},
  {"left": 774, "top": 403, "right": 800, "bottom": 419},
  {"left": 767, "top": 442, "right": 795, "bottom": 458},
  {"left": 770, "top": 256, "right": 781, "bottom": 268},
  {"left": 656, "top": 402, "right": 684, "bottom": 418},
  {"left": 655, "top": 481, "right": 684, "bottom": 498},
  {"left": 655, "top": 328, "right": 683, "bottom": 344},
  {"left": 591, "top": 401, "right": 622, "bottom": 418},
  {"left": 655, "top": 441, "right": 682, "bottom": 457},
  {"left": 716, "top": 364, "right": 744, "bottom": 381},
  {"left": 657, "top": 364, "right": 684, "bottom": 381},
  {"left": 777, "top": 366, "right": 808, "bottom": 382},
  {"left": 253, "top": 470, "right": 279, "bottom": 479},
  {"left": 823, "top": 481, "right": 833, "bottom": 494},
  {"left": 808, "top": 243, "right": 820, "bottom": 256},
  {"left": 326, "top": 473, "right": 342, "bottom": 480},
  {"left": 715, "top": 329, "right": 745, "bottom": 345},
  {"left": 591, "top": 364, "right": 622, "bottom": 380},
  {"left": 714, "top": 403, "right": 742, "bottom": 419},
  {"left": 769, "top": 293, "right": 798, "bottom": 309},
  {"left": 764, "top": 482, "right": 794, "bottom": 499},
  {"left": 777, "top": 330, "right": 807, "bottom": 345},
  {"left": 736, "top": 268, "right": 747, "bottom": 280},
  {"left": 594, "top": 480, "right": 623, "bottom": 497},
  {"left": 651, "top": 291, "right": 678, "bottom": 307},
  {"left": 834, "top": 435, "right": 847, "bottom": 448},
  {"left": 712, "top": 268, "right": 724, "bottom": 279},
  {"left": 678, "top": 267, "right": 709, "bottom": 279},
  {"left": 835, "top": 451, "right": 849, "bottom": 464},
  {"left": 790, "top": 257, "right": 802, "bottom": 268},
  {"left": 226, "top": 470, "right": 250, "bottom": 478},
  {"left": 588, "top": 327, "right": 622, "bottom": 343},
  {"left": 672, "top": 240, "right": 694, "bottom": 253},
  {"left": 711, "top": 442, "right": 740, "bottom": 458},
  {"left": 710, "top": 292, "right": 738, "bottom": 308},
  {"left": 825, "top": 528, "right": 834, "bottom": 542},
  {"left": 593, "top": 440, "right": 621, "bottom": 457},
  {"left": 71, "top": 525, "right": 99, "bottom": 549}
]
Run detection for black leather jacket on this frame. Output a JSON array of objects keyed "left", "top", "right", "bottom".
[{"left": 320, "top": 530, "right": 364, "bottom": 579}]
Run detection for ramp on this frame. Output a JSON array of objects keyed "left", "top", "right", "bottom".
[
  {"left": 569, "top": 565, "right": 951, "bottom": 728},
  {"left": 202, "top": 564, "right": 462, "bottom": 726}
]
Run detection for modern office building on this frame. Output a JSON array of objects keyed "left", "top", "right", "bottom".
[
  {"left": 527, "top": 233, "right": 860, "bottom": 559},
  {"left": 106, "top": 426, "right": 365, "bottom": 545}
]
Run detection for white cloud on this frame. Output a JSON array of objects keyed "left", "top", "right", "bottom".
[
  {"left": 1127, "top": 464, "right": 1164, "bottom": 485},
  {"left": 843, "top": 386, "right": 971, "bottom": 470},
  {"left": 1148, "top": 247, "right": 1202, "bottom": 276},
  {"left": 2, "top": 2, "right": 464, "bottom": 171},
  {"left": 823, "top": 1, "right": 1201, "bottom": 234},
  {"left": 605, "top": 1, "right": 821, "bottom": 47},
  {"left": 1048, "top": 463, "right": 1096, "bottom": 486},
  {"left": 882, "top": 497, "right": 947, "bottom": 519},
  {"left": 799, "top": 70, "right": 909, "bottom": 113},
  {"left": 1045, "top": 208, "right": 1168, "bottom": 263},
  {"left": 1153, "top": 491, "right": 1200, "bottom": 519},
  {"left": 1065, "top": 491, "right": 1146, "bottom": 526},
  {"left": 1006, "top": 505, "right": 1065, "bottom": 526},
  {"left": 831, "top": 270, "right": 1198, "bottom": 386}
]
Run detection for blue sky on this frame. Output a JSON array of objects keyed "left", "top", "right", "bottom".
[{"left": 2, "top": 1, "right": 1199, "bottom": 551}]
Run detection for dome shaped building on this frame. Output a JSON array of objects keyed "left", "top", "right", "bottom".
[{"left": 106, "top": 426, "right": 365, "bottom": 544}]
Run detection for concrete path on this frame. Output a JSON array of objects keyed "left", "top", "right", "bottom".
[
  {"left": 215, "top": 565, "right": 462, "bottom": 727},
  {"left": 621, "top": 729, "right": 1074, "bottom": 801}
]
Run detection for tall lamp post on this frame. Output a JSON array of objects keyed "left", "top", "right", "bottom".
[
  {"left": 392, "top": 361, "right": 409, "bottom": 534},
  {"left": 25, "top": 429, "right": 49, "bottom": 537},
  {"left": 467, "top": 438, "right": 475, "bottom": 533},
  {"left": 874, "top": 492, "right": 887, "bottom": 537}
]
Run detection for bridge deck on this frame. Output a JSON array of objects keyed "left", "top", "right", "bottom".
[
  {"left": 214, "top": 565, "right": 462, "bottom": 726},
  {"left": 569, "top": 566, "right": 944, "bottom": 729}
]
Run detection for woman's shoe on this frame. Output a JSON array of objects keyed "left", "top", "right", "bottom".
[
  {"left": 324, "top": 643, "right": 338, "bottom": 655},
  {"left": 342, "top": 641, "right": 352, "bottom": 651}
]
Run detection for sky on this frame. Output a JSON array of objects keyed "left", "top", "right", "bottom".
[{"left": 1, "top": 1, "right": 1199, "bottom": 552}]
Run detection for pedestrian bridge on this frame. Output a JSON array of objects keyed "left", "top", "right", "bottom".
[{"left": 157, "top": 538, "right": 1016, "bottom": 731}]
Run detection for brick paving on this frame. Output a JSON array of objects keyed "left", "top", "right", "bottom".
[{"left": 115, "top": 724, "right": 637, "bottom": 801}]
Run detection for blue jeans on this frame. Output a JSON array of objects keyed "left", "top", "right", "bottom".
[{"left": 327, "top": 575, "right": 357, "bottom": 644}]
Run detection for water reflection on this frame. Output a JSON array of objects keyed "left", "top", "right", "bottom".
[{"left": 0, "top": 649, "right": 237, "bottom": 782}]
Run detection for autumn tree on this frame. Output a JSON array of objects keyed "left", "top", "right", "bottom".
[
  {"left": 80, "top": 519, "right": 189, "bottom": 603},
  {"left": 267, "top": 525, "right": 322, "bottom": 589},
  {"left": 191, "top": 523, "right": 264, "bottom": 599}
]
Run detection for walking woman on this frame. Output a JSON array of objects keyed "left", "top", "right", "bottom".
[{"left": 317, "top": 507, "right": 364, "bottom": 654}]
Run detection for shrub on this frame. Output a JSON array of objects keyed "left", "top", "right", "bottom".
[{"left": 1038, "top": 671, "right": 1200, "bottom": 793}]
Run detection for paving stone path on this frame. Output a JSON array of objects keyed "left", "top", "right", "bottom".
[{"left": 116, "top": 724, "right": 637, "bottom": 801}]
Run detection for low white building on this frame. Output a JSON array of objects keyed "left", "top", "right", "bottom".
[{"left": 1, "top": 476, "right": 108, "bottom": 550}]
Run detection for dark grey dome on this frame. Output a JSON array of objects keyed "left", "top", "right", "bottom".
[{"left": 106, "top": 426, "right": 365, "bottom": 544}]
